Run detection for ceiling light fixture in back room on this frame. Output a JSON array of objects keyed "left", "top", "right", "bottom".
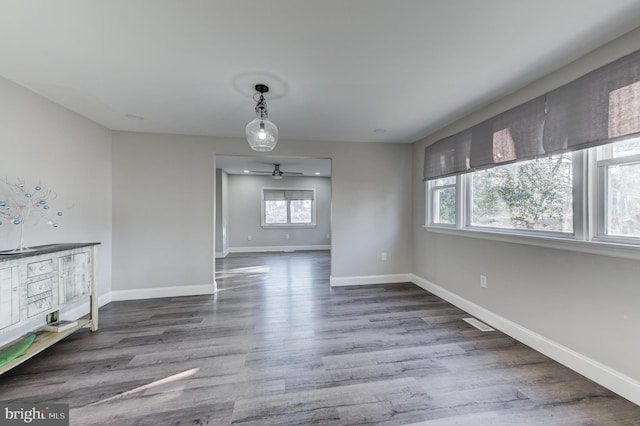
[{"left": 246, "top": 84, "right": 278, "bottom": 152}]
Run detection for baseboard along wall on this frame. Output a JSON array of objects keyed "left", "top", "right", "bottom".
[
  {"left": 329, "top": 273, "right": 412, "bottom": 287},
  {"left": 410, "top": 273, "right": 640, "bottom": 407},
  {"left": 110, "top": 283, "right": 216, "bottom": 301},
  {"left": 215, "top": 248, "right": 231, "bottom": 259}
]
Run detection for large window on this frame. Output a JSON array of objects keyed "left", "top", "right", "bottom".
[
  {"left": 262, "top": 189, "right": 315, "bottom": 227},
  {"left": 423, "top": 49, "right": 640, "bottom": 255},
  {"left": 426, "top": 136, "right": 640, "bottom": 248}
]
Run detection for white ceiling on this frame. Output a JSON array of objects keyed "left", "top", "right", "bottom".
[{"left": 1, "top": 1, "right": 640, "bottom": 144}]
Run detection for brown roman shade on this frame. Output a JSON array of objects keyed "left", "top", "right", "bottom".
[{"left": 424, "top": 49, "right": 640, "bottom": 181}]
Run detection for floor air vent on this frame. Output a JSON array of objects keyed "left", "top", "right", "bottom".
[{"left": 462, "top": 317, "right": 494, "bottom": 332}]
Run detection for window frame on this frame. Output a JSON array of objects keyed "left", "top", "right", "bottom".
[
  {"left": 595, "top": 150, "right": 640, "bottom": 244},
  {"left": 261, "top": 187, "right": 316, "bottom": 228},
  {"left": 427, "top": 176, "right": 458, "bottom": 228},
  {"left": 463, "top": 152, "right": 581, "bottom": 239},
  {"left": 424, "top": 141, "right": 640, "bottom": 260}
]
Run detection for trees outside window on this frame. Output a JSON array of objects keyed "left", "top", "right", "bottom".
[
  {"left": 471, "top": 154, "right": 573, "bottom": 232},
  {"left": 597, "top": 137, "right": 640, "bottom": 238},
  {"left": 430, "top": 177, "right": 456, "bottom": 225}
]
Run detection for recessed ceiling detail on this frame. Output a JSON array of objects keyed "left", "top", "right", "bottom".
[{"left": 232, "top": 72, "right": 288, "bottom": 100}]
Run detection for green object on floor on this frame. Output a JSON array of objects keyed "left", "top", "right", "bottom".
[{"left": 0, "top": 334, "right": 36, "bottom": 367}]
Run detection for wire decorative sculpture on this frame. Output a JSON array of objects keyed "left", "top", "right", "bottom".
[{"left": 0, "top": 177, "right": 63, "bottom": 253}]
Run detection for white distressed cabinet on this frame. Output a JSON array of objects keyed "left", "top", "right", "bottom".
[{"left": 0, "top": 243, "right": 99, "bottom": 374}]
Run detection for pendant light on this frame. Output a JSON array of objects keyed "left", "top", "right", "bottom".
[{"left": 246, "top": 84, "right": 278, "bottom": 151}]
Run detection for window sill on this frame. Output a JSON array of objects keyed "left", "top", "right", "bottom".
[{"left": 422, "top": 224, "right": 640, "bottom": 261}]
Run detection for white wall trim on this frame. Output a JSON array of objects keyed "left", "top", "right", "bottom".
[
  {"left": 330, "top": 273, "right": 412, "bottom": 287},
  {"left": 215, "top": 248, "right": 231, "bottom": 259},
  {"left": 228, "top": 245, "right": 330, "bottom": 254},
  {"left": 59, "top": 292, "right": 113, "bottom": 321},
  {"left": 110, "top": 283, "right": 216, "bottom": 301},
  {"left": 410, "top": 274, "right": 640, "bottom": 406},
  {"left": 99, "top": 292, "right": 113, "bottom": 307}
]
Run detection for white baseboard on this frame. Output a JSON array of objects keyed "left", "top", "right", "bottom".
[
  {"left": 410, "top": 274, "right": 640, "bottom": 406},
  {"left": 330, "top": 273, "right": 412, "bottom": 287},
  {"left": 60, "top": 292, "right": 113, "bottom": 321},
  {"left": 110, "top": 283, "right": 216, "bottom": 301},
  {"left": 228, "top": 245, "right": 330, "bottom": 253},
  {"left": 99, "top": 292, "right": 112, "bottom": 307},
  {"left": 215, "top": 248, "right": 231, "bottom": 259}
]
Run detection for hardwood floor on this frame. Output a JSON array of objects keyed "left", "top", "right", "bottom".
[{"left": 1, "top": 251, "right": 638, "bottom": 425}]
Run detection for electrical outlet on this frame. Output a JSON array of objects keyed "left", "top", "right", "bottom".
[
  {"left": 326, "top": 233, "right": 330, "bottom": 239},
  {"left": 285, "top": 233, "right": 290, "bottom": 239},
  {"left": 480, "top": 275, "right": 487, "bottom": 288},
  {"left": 381, "top": 252, "right": 387, "bottom": 261},
  {"left": 247, "top": 235, "right": 252, "bottom": 241}
]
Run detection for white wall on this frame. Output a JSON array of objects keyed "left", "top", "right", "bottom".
[
  {"left": 0, "top": 76, "right": 112, "bottom": 299},
  {"left": 112, "top": 133, "right": 216, "bottom": 295},
  {"left": 214, "top": 168, "right": 229, "bottom": 256},
  {"left": 112, "top": 132, "right": 413, "bottom": 290},
  {"left": 412, "top": 27, "right": 640, "bottom": 388},
  {"left": 221, "top": 170, "right": 228, "bottom": 253},
  {"left": 226, "top": 175, "right": 331, "bottom": 250}
]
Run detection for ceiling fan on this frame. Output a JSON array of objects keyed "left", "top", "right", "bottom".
[{"left": 251, "top": 164, "right": 303, "bottom": 179}]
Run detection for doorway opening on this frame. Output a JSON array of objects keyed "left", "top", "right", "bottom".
[{"left": 214, "top": 154, "right": 332, "bottom": 289}]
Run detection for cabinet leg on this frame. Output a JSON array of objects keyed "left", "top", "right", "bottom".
[
  {"left": 89, "top": 245, "right": 99, "bottom": 332},
  {"left": 90, "top": 294, "right": 99, "bottom": 331}
]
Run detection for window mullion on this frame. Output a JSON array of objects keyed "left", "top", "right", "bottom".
[
  {"left": 433, "top": 186, "right": 440, "bottom": 223},
  {"left": 596, "top": 159, "right": 607, "bottom": 238},
  {"left": 457, "top": 174, "right": 466, "bottom": 229},
  {"left": 573, "top": 150, "right": 587, "bottom": 241},
  {"left": 585, "top": 148, "right": 598, "bottom": 242},
  {"left": 425, "top": 183, "right": 431, "bottom": 226}
]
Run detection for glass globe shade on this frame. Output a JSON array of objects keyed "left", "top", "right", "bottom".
[{"left": 246, "top": 119, "right": 278, "bottom": 152}]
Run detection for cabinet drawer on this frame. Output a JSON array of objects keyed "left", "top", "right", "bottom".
[
  {"left": 27, "top": 295, "right": 53, "bottom": 317},
  {"left": 27, "top": 259, "right": 54, "bottom": 277},
  {"left": 27, "top": 278, "right": 53, "bottom": 297}
]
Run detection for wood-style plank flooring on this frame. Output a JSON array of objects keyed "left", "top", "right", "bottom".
[{"left": 1, "top": 251, "right": 639, "bottom": 425}]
